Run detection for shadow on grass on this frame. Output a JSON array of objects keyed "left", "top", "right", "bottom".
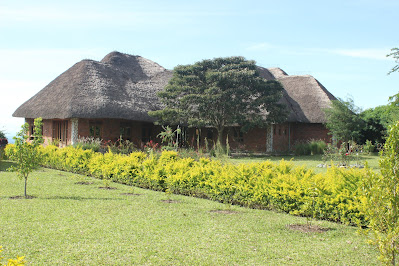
[
  {"left": 0, "top": 160, "right": 16, "bottom": 171},
  {"left": 43, "top": 195, "right": 125, "bottom": 201}
]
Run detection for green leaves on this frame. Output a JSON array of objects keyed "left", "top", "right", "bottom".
[
  {"left": 324, "top": 97, "right": 364, "bottom": 143},
  {"left": 149, "top": 56, "right": 287, "bottom": 144},
  {"left": 362, "top": 121, "right": 399, "bottom": 264},
  {"left": 387, "top": 47, "right": 399, "bottom": 75},
  {"left": 6, "top": 118, "right": 43, "bottom": 197}
]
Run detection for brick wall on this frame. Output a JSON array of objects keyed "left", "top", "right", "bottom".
[{"left": 28, "top": 117, "right": 331, "bottom": 153}]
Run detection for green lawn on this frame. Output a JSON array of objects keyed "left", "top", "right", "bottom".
[
  {"left": 229, "top": 153, "right": 380, "bottom": 173},
  {"left": 0, "top": 161, "right": 378, "bottom": 265}
]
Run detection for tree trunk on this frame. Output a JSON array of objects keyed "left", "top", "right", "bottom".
[
  {"left": 24, "top": 175, "right": 27, "bottom": 198},
  {"left": 216, "top": 127, "right": 225, "bottom": 148}
]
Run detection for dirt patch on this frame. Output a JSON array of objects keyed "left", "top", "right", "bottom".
[
  {"left": 75, "top": 181, "right": 93, "bottom": 185},
  {"left": 120, "top": 193, "right": 141, "bottom": 196},
  {"left": 287, "top": 224, "right": 330, "bottom": 233},
  {"left": 209, "top": 209, "right": 239, "bottom": 214},
  {"left": 9, "top": 195, "right": 36, "bottom": 200},
  {"left": 161, "top": 199, "right": 180, "bottom": 203},
  {"left": 98, "top": 187, "right": 117, "bottom": 190}
]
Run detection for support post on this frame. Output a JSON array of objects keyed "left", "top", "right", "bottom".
[
  {"left": 266, "top": 124, "right": 274, "bottom": 153},
  {"left": 70, "top": 118, "right": 79, "bottom": 145}
]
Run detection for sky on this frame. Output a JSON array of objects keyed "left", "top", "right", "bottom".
[{"left": 0, "top": 0, "right": 398, "bottom": 140}]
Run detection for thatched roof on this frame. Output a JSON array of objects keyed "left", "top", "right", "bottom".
[
  {"left": 13, "top": 51, "right": 172, "bottom": 122},
  {"left": 14, "top": 52, "right": 336, "bottom": 124},
  {"left": 257, "top": 68, "right": 336, "bottom": 123}
]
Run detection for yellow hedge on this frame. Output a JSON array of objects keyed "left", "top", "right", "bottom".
[{"left": 7, "top": 144, "right": 372, "bottom": 225}]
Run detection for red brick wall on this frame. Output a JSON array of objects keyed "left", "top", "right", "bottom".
[
  {"left": 29, "top": 117, "right": 331, "bottom": 153},
  {"left": 77, "top": 119, "right": 162, "bottom": 148},
  {"left": 272, "top": 123, "right": 331, "bottom": 152},
  {"left": 272, "top": 123, "right": 291, "bottom": 152},
  {"left": 291, "top": 123, "right": 331, "bottom": 145}
]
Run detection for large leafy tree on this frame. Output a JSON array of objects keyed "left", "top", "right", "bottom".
[
  {"left": 324, "top": 97, "right": 364, "bottom": 143},
  {"left": 149, "top": 56, "right": 287, "bottom": 145},
  {"left": 360, "top": 105, "right": 399, "bottom": 144}
]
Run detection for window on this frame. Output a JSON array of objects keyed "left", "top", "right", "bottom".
[
  {"left": 207, "top": 128, "right": 214, "bottom": 140},
  {"left": 141, "top": 126, "right": 152, "bottom": 143},
  {"left": 89, "top": 121, "right": 102, "bottom": 138},
  {"left": 53, "top": 120, "right": 68, "bottom": 144},
  {"left": 233, "top": 127, "right": 244, "bottom": 142},
  {"left": 120, "top": 122, "right": 132, "bottom": 140},
  {"left": 30, "top": 124, "right": 44, "bottom": 140}
]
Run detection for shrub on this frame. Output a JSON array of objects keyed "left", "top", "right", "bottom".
[
  {"left": 362, "top": 121, "right": 399, "bottom": 264},
  {"left": 73, "top": 136, "right": 103, "bottom": 152},
  {"left": 37, "top": 146, "right": 371, "bottom": 226},
  {"left": 294, "top": 140, "right": 326, "bottom": 156},
  {"left": 309, "top": 140, "right": 327, "bottom": 155},
  {"left": 363, "top": 140, "right": 375, "bottom": 154},
  {"left": 294, "top": 141, "right": 311, "bottom": 155}
]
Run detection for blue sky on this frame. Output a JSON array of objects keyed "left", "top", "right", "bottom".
[{"left": 1, "top": 0, "right": 398, "bottom": 140}]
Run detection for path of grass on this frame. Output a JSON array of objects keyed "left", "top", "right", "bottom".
[
  {"left": 229, "top": 153, "right": 380, "bottom": 173},
  {"left": 0, "top": 162, "right": 378, "bottom": 265}
]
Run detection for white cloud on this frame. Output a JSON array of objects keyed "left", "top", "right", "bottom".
[
  {"left": 246, "top": 43, "right": 393, "bottom": 61},
  {"left": 329, "top": 48, "right": 391, "bottom": 60}
]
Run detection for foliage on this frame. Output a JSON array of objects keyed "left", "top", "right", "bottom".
[
  {"left": 294, "top": 140, "right": 326, "bottom": 156},
  {"left": 360, "top": 105, "right": 399, "bottom": 145},
  {"left": 0, "top": 130, "right": 6, "bottom": 139},
  {"left": 363, "top": 140, "right": 375, "bottom": 154},
  {"left": 37, "top": 146, "right": 372, "bottom": 226},
  {"left": 73, "top": 136, "right": 103, "bottom": 152},
  {"left": 324, "top": 97, "right": 364, "bottom": 143},
  {"left": 106, "top": 138, "right": 137, "bottom": 154},
  {"left": 0, "top": 246, "right": 25, "bottom": 266},
  {"left": 157, "top": 126, "right": 181, "bottom": 150},
  {"left": 362, "top": 121, "right": 399, "bottom": 265},
  {"left": 322, "top": 141, "right": 365, "bottom": 167},
  {"left": 149, "top": 56, "right": 288, "bottom": 145},
  {"left": 387, "top": 47, "right": 399, "bottom": 75},
  {"left": 5, "top": 118, "right": 43, "bottom": 198}
]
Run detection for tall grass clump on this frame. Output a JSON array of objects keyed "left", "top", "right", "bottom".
[{"left": 294, "top": 140, "right": 326, "bottom": 156}]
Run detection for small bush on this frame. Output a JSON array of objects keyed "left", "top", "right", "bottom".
[
  {"left": 294, "top": 140, "right": 326, "bottom": 156},
  {"left": 73, "top": 136, "right": 103, "bottom": 152},
  {"left": 294, "top": 142, "right": 311, "bottom": 155},
  {"left": 363, "top": 140, "right": 375, "bottom": 154}
]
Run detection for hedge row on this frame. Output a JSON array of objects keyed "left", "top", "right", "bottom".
[{"left": 5, "top": 144, "right": 371, "bottom": 225}]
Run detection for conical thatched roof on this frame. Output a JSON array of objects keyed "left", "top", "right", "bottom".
[
  {"left": 14, "top": 52, "right": 335, "bottom": 124},
  {"left": 13, "top": 51, "right": 172, "bottom": 122},
  {"left": 257, "top": 68, "right": 336, "bottom": 123}
]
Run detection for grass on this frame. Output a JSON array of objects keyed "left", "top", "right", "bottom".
[
  {"left": 229, "top": 152, "right": 380, "bottom": 173},
  {"left": 0, "top": 161, "right": 379, "bottom": 265}
]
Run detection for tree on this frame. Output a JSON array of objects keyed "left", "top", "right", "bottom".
[
  {"left": 149, "top": 56, "right": 287, "bottom": 146},
  {"left": 387, "top": 48, "right": 399, "bottom": 75},
  {"left": 0, "top": 129, "right": 5, "bottom": 139},
  {"left": 362, "top": 121, "right": 399, "bottom": 265},
  {"left": 324, "top": 97, "right": 364, "bottom": 143},
  {"left": 6, "top": 118, "right": 43, "bottom": 198},
  {"left": 360, "top": 105, "right": 399, "bottom": 144}
]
